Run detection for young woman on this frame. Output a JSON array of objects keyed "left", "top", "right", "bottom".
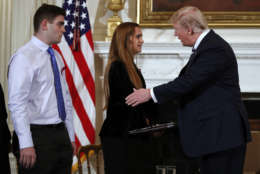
[{"left": 99, "top": 22, "right": 157, "bottom": 174}]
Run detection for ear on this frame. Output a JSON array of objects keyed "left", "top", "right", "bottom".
[
  {"left": 187, "top": 27, "right": 194, "bottom": 35},
  {"left": 40, "top": 19, "right": 49, "bottom": 31}
]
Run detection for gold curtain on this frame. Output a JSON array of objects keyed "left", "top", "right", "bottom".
[{"left": 0, "top": 0, "right": 12, "bottom": 92}]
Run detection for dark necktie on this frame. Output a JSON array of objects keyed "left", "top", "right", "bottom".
[
  {"left": 180, "top": 48, "right": 197, "bottom": 75},
  {"left": 47, "top": 47, "right": 66, "bottom": 121},
  {"left": 187, "top": 48, "right": 197, "bottom": 68}
]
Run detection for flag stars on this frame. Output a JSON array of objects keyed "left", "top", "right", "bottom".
[
  {"left": 82, "top": 2, "right": 87, "bottom": 8},
  {"left": 80, "top": 23, "right": 85, "bottom": 30},
  {"left": 63, "top": 0, "right": 91, "bottom": 45},
  {"left": 64, "top": 20, "right": 68, "bottom": 26},
  {"left": 81, "top": 12, "right": 87, "bottom": 19},
  {"left": 67, "top": 0, "right": 73, "bottom": 5},
  {"left": 66, "top": 9, "right": 71, "bottom": 16},
  {"left": 68, "top": 32, "right": 73, "bottom": 39},
  {"left": 71, "top": 22, "right": 75, "bottom": 28}
]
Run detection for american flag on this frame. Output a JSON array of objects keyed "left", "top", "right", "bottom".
[{"left": 53, "top": 0, "right": 95, "bottom": 169}]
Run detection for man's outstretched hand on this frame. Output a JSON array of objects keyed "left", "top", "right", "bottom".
[{"left": 125, "top": 88, "right": 151, "bottom": 106}]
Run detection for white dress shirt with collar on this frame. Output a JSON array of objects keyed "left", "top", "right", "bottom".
[
  {"left": 8, "top": 36, "right": 75, "bottom": 149},
  {"left": 193, "top": 29, "right": 210, "bottom": 50},
  {"left": 150, "top": 29, "right": 210, "bottom": 103}
]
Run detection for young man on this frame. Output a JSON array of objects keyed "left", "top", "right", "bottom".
[
  {"left": 126, "top": 6, "right": 251, "bottom": 174},
  {"left": 8, "top": 4, "right": 75, "bottom": 174}
]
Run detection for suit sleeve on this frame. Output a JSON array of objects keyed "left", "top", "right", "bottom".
[
  {"left": 0, "top": 84, "right": 7, "bottom": 120},
  {"left": 154, "top": 46, "right": 232, "bottom": 104},
  {"left": 0, "top": 84, "right": 11, "bottom": 144}
]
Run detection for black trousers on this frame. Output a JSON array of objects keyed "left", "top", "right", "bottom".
[
  {"left": 200, "top": 144, "right": 246, "bottom": 174},
  {"left": 15, "top": 123, "right": 73, "bottom": 174},
  {"left": 101, "top": 136, "right": 156, "bottom": 174},
  {"left": 0, "top": 142, "right": 11, "bottom": 174}
]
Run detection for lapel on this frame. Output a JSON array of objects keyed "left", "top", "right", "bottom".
[
  {"left": 179, "top": 50, "right": 198, "bottom": 76},
  {"left": 186, "top": 50, "right": 198, "bottom": 68},
  {"left": 178, "top": 30, "right": 215, "bottom": 76}
]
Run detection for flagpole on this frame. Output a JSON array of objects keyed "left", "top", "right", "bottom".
[{"left": 73, "top": 0, "right": 81, "bottom": 51}]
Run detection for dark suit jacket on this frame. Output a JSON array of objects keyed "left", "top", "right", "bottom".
[
  {"left": 0, "top": 83, "right": 11, "bottom": 174},
  {"left": 154, "top": 30, "right": 251, "bottom": 157},
  {"left": 0, "top": 83, "right": 11, "bottom": 147},
  {"left": 99, "top": 60, "right": 157, "bottom": 137}
]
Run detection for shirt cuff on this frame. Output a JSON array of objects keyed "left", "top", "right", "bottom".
[
  {"left": 150, "top": 88, "right": 158, "bottom": 103},
  {"left": 65, "top": 119, "right": 75, "bottom": 142},
  {"left": 18, "top": 132, "right": 34, "bottom": 149}
]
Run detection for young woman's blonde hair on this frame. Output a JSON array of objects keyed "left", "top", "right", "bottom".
[{"left": 103, "top": 22, "right": 143, "bottom": 109}]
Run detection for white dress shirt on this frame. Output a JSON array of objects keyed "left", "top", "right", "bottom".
[
  {"left": 150, "top": 29, "right": 210, "bottom": 103},
  {"left": 8, "top": 36, "right": 75, "bottom": 149}
]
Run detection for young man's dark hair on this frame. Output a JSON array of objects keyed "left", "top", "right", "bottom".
[{"left": 33, "top": 3, "right": 65, "bottom": 32}]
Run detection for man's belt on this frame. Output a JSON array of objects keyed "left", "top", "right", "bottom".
[{"left": 30, "top": 122, "right": 65, "bottom": 129}]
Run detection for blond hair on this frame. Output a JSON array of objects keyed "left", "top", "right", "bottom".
[{"left": 170, "top": 6, "right": 208, "bottom": 33}]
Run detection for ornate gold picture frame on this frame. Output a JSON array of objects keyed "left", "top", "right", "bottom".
[{"left": 137, "top": 0, "right": 260, "bottom": 28}]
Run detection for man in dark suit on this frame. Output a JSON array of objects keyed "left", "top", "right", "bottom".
[
  {"left": 126, "top": 6, "right": 251, "bottom": 174},
  {"left": 0, "top": 83, "right": 11, "bottom": 174}
]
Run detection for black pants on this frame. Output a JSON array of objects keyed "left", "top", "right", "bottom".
[
  {"left": 101, "top": 136, "right": 156, "bottom": 174},
  {"left": 0, "top": 142, "right": 11, "bottom": 174},
  {"left": 200, "top": 144, "right": 246, "bottom": 174},
  {"left": 15, "top": 123, "right": 73, "bottom": 174}
]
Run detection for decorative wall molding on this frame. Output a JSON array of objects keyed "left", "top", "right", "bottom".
[
  {"left": 95, "top": 41, "right": 260, "bottom": 56},
  {"left": 95, "top": 41, "right": 260, "bottom": 92}
]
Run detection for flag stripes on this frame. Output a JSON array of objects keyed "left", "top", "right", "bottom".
[
  {"left": 53, "top": 44, "right": 95, "bottom": 145},
  {"left": 54, "top": 1, "right": 96, "bottom": 170}
]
